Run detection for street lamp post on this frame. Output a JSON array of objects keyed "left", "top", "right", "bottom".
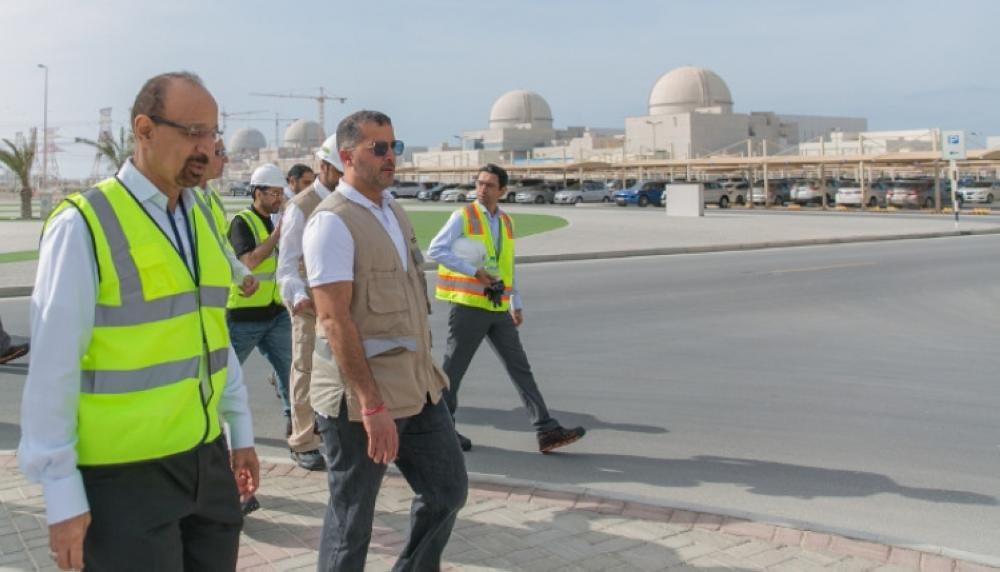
[
  {"left": 645, "top": 119, "right": 662, "bottom": 157},
  {"left": 37, "top": 64, "right": 49, "bottom": 192}
]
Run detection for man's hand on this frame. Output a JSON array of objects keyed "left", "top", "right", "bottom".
[
  {"left": 230, "top": 447, "right": 260, "bottom": 502},
  {"left": 291, "top": 298, "right": 314, "bottom": 316},
  {"left": 239, "top": 275, "right": 259, "bottom": 297},
  {"left": 49, "top": 512, "right": 90, "bottom": 571},
  {"left": 361, "top": 409, "right": 398, "bottom": 464},
  {"left": 474, "top": 267, "right": 496, "bottom": 286},
  {"left": 511, "top": 308, "right": 523, "bottom": 327}
]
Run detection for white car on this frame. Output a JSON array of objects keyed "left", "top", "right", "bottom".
[
  {"left": 441, "top": 184, "right": 475, "bottom": 202},
  {"left": 791, "top": 178, "right": 839, "bottom": 205},
  {"left": 956, "top": 181, "right": 997, "bottom": 204},
  {"left": 386, "top": 181, "right": 422, "bottom": 198},
  {"left": 834, "top": 180, "right": 890, "bottom": 208},
  {"left": 553, "top": 181, "right": 611, "bottom": 204}
]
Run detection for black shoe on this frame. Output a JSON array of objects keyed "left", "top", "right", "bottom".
[
  {"left": 291, "top": 449, "right": 326, "bottom": 471},
  {"left": 241, "top": 495, "right": 260, "bottom": 515},
  {"left": 538, "top": 426, "right": 586, "bottom": 453},
  {"left": 0, "top": 341, "right": 29, "bottom": 365},
  {"left": 456, "top": 432, "right": 472, "bottom": 452}
]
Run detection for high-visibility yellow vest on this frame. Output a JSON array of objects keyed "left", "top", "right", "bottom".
[
  {"left": 226, "top": 209, "right": 282, "bottom": 308},
  {"left": 201, "top": 182, "right": 229, "bottom": 239},
  {"left": 47, "top": 178, "right": 232, "bottom": 466},
  {"left": 436, "top": 203, "right": 514, "bottom": 312}
]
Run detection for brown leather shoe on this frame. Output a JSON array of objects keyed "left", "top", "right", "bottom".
[{"left": 538, "top": 426, "right": 586, "bottom": 453}]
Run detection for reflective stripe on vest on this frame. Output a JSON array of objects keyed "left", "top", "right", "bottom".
[
  {"left": 435, "top": 203, "right": 515, "bottom": 311},
  {"left": 226, "top": 209, "right": 282, "bottom": 308},
  {"left": 57, "top": 178, "right": 232, "bottom": 466}
]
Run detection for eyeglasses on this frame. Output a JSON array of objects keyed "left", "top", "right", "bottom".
[
  {"left": 358, "top": 139, "right": 404, "bottom": 157},
  {"left": 214, "top": 147, "right": 227, "bottom": 158},
  {"left": 149, "top": 115, "right": 223, "bottom": 142}
]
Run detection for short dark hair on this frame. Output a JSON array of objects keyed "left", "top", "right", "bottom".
[
  {"left": 131, "top": 71, "right": 204, "bottom": 125},
  {"left": 287, "top": 163, "right": 314, "bottom": 181},
  {"left": 478, "top": 163, "right": 508, "bottom": 188},
  {"left": 336, "top": 110, "right": 392, "bottom": 152}
]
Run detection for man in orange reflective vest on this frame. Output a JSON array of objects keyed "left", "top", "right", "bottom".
[{"left": 428, "top": 163, "right": 585, "bottom": 453}]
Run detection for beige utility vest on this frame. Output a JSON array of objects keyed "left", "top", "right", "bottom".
[
  {"left": 289, "top": 182, "right": 325, "bottom": 296},
  {"left": 309, "top": 191, "right": 448, "bottom": 421}
]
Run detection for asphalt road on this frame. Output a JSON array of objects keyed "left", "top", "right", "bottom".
[{"left": 2, "top": 234, "right": 998, "bottom": 559}]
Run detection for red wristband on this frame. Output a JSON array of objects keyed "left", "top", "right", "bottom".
[{"left": 361, "top": 403, "right": 385, "bottom": 416}]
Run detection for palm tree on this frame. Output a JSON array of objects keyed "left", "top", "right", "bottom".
[
  {"left": 0, "top": 130, "right": 38, "bottom": 219},
  {"left": 76, "top": 127, "right": 133, "bottom": 174}
]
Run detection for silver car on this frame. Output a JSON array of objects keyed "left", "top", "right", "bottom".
[
  {"left": 441, "top": 184, "right": 476, "bottom": 202},
  {"left": 834, "top": 180, "right": 890, "bottom": 208},
  {"left": 553, "top": 181, "right": 611, "bottom": 204},
  {"left": 956, "top": 181, "right": 997, "bottom": 204},
  {"left": 514, "top": 184, "right": 555, "bottom": 204}
]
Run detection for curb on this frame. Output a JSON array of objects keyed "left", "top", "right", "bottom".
[
  {"left": 2, "top": 228, "right": 999, "bottom": 299},
  {"left": 255, "top": 455, "right": 1000, "bottom": 570}
]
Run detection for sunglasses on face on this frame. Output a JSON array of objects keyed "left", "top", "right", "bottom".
[{"left": 360, "top": 139, "right": 404, "bottom": 157}]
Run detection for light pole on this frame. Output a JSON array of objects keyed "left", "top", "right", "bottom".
[
  {"left": 645, "top": 119, "right": 662, "bottom": 157},
  {"left": 37, "top": 64, "right": 49, "bottom": 191}
]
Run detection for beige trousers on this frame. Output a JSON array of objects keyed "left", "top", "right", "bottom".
[{"left": 288, "top": 308, "right": 322, "bottom": 452}]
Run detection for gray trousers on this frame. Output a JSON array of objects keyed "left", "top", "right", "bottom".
[{"left": 442, "top": 303, "right": 559, "bottom": 433}]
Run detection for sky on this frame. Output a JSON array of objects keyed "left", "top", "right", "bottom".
[{"left": 2, "top": 0, "right": 998, "bottom": 179}]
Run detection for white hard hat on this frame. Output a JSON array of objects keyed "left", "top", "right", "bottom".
[
  {"left": 452, "top": 237, "right": 486, "bottom": 267},
  {"left": 316, "top": 135, "right": 344, "bottom": 172},
  {"left": 249, "top": 163, "right": 286, "bottom": 189}
]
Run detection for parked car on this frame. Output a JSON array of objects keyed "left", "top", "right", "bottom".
[
  {"left": 886, "top": 178, "right": 958, "bottom": 209},
  {"left": 417, "top": 183, "right": 457, "bottom": 201},
  {"left": 834, "top": 179, "right": 891, "bottom": 208},
  {"left": 751, "top": 179, "right": 792, "bottom": 206},
  {"left": 702, "top": 180, "right": 747, "bottom": 208},
  {"left": 790, "top": 178, "right": 839, "bottom": 205},
  {"left": 956, "top": 180, "right": 997, "bottom": 204},
  {"left": 553, "top": 181, "right": 611, "bottom": 204},
  {"left": 614, "top": 180, "right": 666, "bottom": 207},
  {"left": 386, "top": 181, "right": 422, "bottom": 198},
  {"left": 514, "top": 181, "right": 555, "bottom": 204},
  {"left": 229, "top": 181, "right": 251, "bottom": 196},
  {"left": 441, "top": 183, "right": 476, "bottom": 202}
]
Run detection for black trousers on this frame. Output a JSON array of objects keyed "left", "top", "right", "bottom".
[{"left": 80, "top": 436, "right": 243, "bottom": 571}]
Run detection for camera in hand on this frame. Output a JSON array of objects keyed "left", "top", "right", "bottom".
[{"left": 483, "top": 280, "right": 506, "bottom": 308}]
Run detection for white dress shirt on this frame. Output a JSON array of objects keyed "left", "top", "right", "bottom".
[
  {"left": 427, "top": 201, "right": 522, "bottom": 310},
  {"left": 302, "top": 181, "right": 408, "bottom": 288},
  {"left": 277, "top": 179, "right": 333, "bottom": 307},
  {"left": 17, "top": 159, "right": 254, "bottom": 525}
]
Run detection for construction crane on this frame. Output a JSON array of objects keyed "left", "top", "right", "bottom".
[
  {"left": 248, "top": 88, "right": 346, "bottom": 134},
  {"left": 220, "top": 109, "right": 267, "bottom": 134}
]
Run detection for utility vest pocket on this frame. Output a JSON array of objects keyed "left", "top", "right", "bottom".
[
  {"left": 364, "top": 272, "right": 409, "bottom": 335},
  {"left": 131, "top": 242, "right": 184, "bottom": 299}
]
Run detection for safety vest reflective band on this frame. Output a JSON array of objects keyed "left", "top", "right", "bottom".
[
  {"left": 48, "top": 177, "right": 232, "bottom": 466},
  {"left": 436, "top": 203, "right": 515, "bottom": 312},
  {"left": 226, "top": 209, "right": 282, "bottom": 308}
]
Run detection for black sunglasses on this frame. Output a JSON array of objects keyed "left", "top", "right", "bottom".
[{"left": 360, "top": 139, "right": 404, "bottom": 157}]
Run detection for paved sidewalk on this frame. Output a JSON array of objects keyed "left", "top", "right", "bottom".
[{"left": 0, "top": 455, "right": 994, "bottom": 571}]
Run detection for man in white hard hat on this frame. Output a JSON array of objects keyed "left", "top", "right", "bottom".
[
  {"left": 428, "top": 163, "right": 586, "bottom": 453},
  {"left": 225, "top": 163, "right": 292, "bottom": 513},
  {"left": 275, "top": 136, "right": 342, "bottom": 471}
]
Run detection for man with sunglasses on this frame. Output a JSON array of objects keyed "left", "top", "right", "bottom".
[
  {"left": 18, "top": 71, "right": 258, "bottom": 571},
  {"left": 428, "top": 163, "right": 586, "bottom": 454},
  {"left": 226, "top": 164, "right": 294, "bottom": 455},
  {"left": 303, "top": 110, "right": 467, "bottom": 570}
]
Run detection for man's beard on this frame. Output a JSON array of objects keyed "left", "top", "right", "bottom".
[{"left": 176, "top": 155, "right": 209, "bottom": 188}]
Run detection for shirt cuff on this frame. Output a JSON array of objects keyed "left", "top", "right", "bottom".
[
  {"left": 292, "top": 292, "right": 309, "bottom": 308},
  {"left": 224, "top": 409, "right": 255, "bottom": 450},
  {"left": 41, "top": 472, "right": 89, "bottom": 524}
]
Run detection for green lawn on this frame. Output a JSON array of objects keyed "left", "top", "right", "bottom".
[
  {"left": 407, "top": 211, "right": 567, "bottom": 249},
  {"left": 0, "top": 212, "right": 567, "bottom": 264}
]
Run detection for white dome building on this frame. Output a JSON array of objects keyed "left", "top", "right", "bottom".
[
  {"left": 488, "top": 90, "right": 554, "bottom": 129},
  {"left": 228, "top": 128, "right": 267, "bottom": 156},
  {"left": 283, "top": 119, "right": 325, "bottom": 149},
  {"left": 648, "top": 66, "right": 733, "bottom": 116}
]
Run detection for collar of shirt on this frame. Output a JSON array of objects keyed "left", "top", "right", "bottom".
[
  {"left": 335, "top": 180, "right": 395, "bottom": 212},
  {"left": 118, "top": 158, "right": 197, "bottom": 212},
  {"left": 474, "top": 200, "right": 504, "bottom": 222},
  {"left": 312, "top": 178, "right": 333, "bottom": 200}
]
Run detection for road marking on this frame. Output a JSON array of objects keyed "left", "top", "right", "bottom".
[{"left": 764, "top": 261, "right": 877, "bottom": 275}]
